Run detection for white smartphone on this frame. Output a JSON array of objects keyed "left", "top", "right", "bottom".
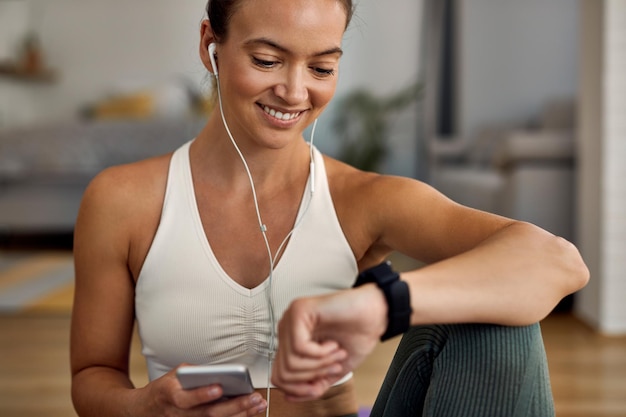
[{"left": 176, "top": 364, "right": 254, "bottom": 398}]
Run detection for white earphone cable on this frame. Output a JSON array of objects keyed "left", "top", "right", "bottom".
[{"left": 213, "top": 57, "right": 317, "bottom": 416}]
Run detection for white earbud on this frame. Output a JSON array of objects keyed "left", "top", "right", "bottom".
[{"left": 208, "top": 42, "right": 218, "bottom": 77}]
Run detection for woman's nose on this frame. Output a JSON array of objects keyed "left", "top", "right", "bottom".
[{"left": 274, "top": 69, "right": 308, "bottom": 105}]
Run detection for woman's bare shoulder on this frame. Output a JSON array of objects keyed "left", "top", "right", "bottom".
[
  {"left": 77, "top": 153, "right": 173, "bottom": 243},
  {"left": 84, "top": 154, "right": 172, "bottom": 205},
  {"left": 323, "top": 154, "right": 455, "bottom": 261},
  {"left": 75, "top": 154, "right": 174, "bottom": 276},
  {"left": 323, "top": 155, "right": 377, "bottom": 188},
  {"left": 323, "top": 154, "right": 426, "bottom": 198}
]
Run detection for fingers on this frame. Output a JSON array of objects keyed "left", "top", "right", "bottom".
[
  {"left": 273, "top": 312, "right": 348, "bottom": 384},
  {"left": 272, "top": 341, "right": 349, "bottom": 400},
  {"left": 271, "top": 297, "right": 352, "bottom": 399},
  {"left": 203, "top": 393, "right": 267, "bottom": 416},
  {"left": 170, "top": 383, "right": 221, "bottom": 410},
  {"left": 280, "top": 379, "right": 334, "bottom": 402},
  {"left": 149, "top": 368, "right": 268, "bottom": 417},
  {"left": 173, "top": 386, "right": 267, "bottom": 416},
  {"left": 272, "top": 344, "right": 347, "bottom": 382},
  {"left": 277, "top": 298, "right": 336, "bottom": 356}
]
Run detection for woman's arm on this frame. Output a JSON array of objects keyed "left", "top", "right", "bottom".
[
  {"left": 70, "top": 165, "right": 149, "bottom": 416},
  {"left": 358, "top": 175, "right": 589, "bottom": 326},
  {"left": 70, "top": 164, "right": 266, "bottom": 417},
  {"left": 402, "top": 220, "right": 588, "bottom": 326},
  {"left": 272, "top": 225, "right": 588, "bottom": 399},
  {"left": 272, "top": 172, "right": 589, "bottom": 399}
]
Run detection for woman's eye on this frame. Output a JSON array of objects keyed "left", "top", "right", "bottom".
[
  {"left": 252, "top": 57, "right": 276, "bottom": 68},
  {"left": 312, "top": 67, "right": 336, "bottom": 77}
]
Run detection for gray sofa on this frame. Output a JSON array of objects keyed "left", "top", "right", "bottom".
[
  {"left": 433, "top": 128, "right": 576, "bottom": 242},
  {"left": 0, "top": 117, "right": 205, "bottom": 245}
]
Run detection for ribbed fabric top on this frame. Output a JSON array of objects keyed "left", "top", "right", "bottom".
[{"left": 135, "top": 140, "right": 358, "bottom": 388}]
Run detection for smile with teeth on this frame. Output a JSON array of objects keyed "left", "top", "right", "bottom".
[{"left": 263, "top": 105, "right": 301, "bottom": 121}]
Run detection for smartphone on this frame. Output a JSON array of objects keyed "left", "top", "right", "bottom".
[{"left": 176, "top": 364, "right": 255, "bottom": 398}]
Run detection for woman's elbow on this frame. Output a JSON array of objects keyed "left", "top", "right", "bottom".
[{"left": 554, "top": 235, "right": 590, "bottom": 296}]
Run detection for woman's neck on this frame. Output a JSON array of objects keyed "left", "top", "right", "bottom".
[{"left": 191, "top": 121, "right": 312, "bottom": 193}]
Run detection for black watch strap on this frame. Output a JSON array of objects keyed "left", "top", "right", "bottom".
[{"left": 354, "top": 261, "right": 412, "bottom": 341}]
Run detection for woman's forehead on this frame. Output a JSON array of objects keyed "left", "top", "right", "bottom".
[
  {"left": 230, "top": 0, "right": 347, "bottom": 32},
  {"left": 228, "top": 0, "right": 347, "bottom": 50}
]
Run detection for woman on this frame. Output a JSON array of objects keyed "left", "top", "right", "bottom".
[{"left": 70, "top": 0, "right": 588, "bottom": 416}]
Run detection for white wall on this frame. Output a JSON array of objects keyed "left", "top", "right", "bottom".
[
  {"left": 0, "top": 0, "right": 209, "bottom": 128},
  {"left": 456, "top": 0, "right": 579, "bottom": 141},
  {"left": 576, "top": 0, "right": 626, "bottom": 335},
  {"left": 315, "top": 0, "right": 424, "bottom": 176},
  {"left": 0, "top": 1, "right": 31, "bottom": 62},
  {"left": 341, "top": 0, "right": 422, "bottom": 95}
]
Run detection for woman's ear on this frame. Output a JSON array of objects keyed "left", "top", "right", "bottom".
[{"left": 199, "top": 19, "right": 217, "bottom": 74}]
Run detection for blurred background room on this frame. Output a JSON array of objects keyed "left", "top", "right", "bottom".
[{"left": 0, "top": 0, "right": 625, "bottom": 416}]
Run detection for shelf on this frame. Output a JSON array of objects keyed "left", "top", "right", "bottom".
[{"left": 0, "top": 62, "right": 57, "bottom": 84}]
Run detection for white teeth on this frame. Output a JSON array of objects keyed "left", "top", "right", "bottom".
[{"left": 263, "top": 105, "right": 299, "bottom": 121}]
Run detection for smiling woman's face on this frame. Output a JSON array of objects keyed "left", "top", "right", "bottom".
[{"left": 204, "top": 0, "right": 348, "bottom": 149}]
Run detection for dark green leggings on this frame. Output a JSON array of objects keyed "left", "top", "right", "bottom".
[{"left": 370, "top": 323, "right": 554, "bottom": 417}]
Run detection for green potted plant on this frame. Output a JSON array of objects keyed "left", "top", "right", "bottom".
[{"left": 333, "top": 81, "right": 422, "bottom": 172}]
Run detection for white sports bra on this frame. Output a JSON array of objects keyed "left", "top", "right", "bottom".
[{"left": 135, "top": 140, "right": 358, "bottom": 387}]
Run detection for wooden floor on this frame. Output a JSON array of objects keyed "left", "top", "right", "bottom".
[{"left": 0, "top": 312, "right": 625, "bottom": 416}]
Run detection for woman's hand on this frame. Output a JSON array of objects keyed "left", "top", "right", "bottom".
[
  {"left": 133, "top": 367, "right": 267, "bottom": 417},
  {"left": 271, "top": 285, "right": 387, "bottom": 401}
]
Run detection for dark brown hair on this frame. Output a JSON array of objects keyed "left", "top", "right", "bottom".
[{"left": 206, "top": 0, "right": 354, "bottom": 42}]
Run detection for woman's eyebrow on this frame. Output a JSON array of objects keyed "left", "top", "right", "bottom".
[{"left": 244, "top": 37, "right": 343, "bottom": 57}]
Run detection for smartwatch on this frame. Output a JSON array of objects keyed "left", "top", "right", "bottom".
[{"left": 354, "top": 261, "right": 412, "bottom": 341}]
